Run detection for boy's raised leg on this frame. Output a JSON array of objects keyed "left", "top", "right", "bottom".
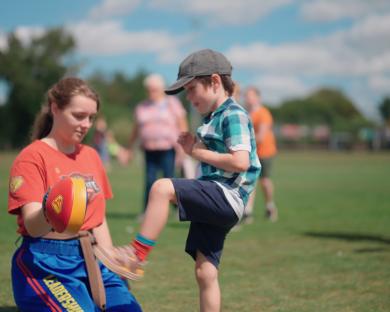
[{"left": 138, "top": 178, "right": 177, "bottom": 240}]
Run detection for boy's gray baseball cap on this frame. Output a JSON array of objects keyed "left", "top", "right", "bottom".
[{"left": 165, "top": 49, "right": 232, "bottom": 95}]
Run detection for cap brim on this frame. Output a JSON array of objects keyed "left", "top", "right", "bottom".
[{"left": 165, "top": 76, "right": 195, "bottom": 95}]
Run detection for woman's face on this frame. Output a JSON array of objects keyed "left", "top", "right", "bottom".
[{"left": 52, "top": 95, "right": 98, "bottom": 145}]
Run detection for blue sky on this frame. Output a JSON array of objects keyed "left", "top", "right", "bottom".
[{"left": 1, "top": 0, "right": 390, "bottom": 121}]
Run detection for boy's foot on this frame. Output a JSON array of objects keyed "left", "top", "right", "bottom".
[
  {"left": 93, "top": 244, "right": 144, "bottom": 280},
  {"left": 242, "top": 213, "right": 254, "bottom": 224},
  {"left": 265, "top": 203, "right": 278, "bottom": 222}
]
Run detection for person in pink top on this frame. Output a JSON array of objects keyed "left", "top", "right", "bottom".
[{"left": 128, "top": 74, "right": 188, "bottom": 216}]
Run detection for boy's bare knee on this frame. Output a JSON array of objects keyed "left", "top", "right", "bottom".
[
  {"left": 150, "top": 178, "right": 175, "bottom": 200},
  {"left": 195, "top": 264, "right": 218, "bottom": 287}
]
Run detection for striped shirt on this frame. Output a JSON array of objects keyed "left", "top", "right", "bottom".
[{"left": 197, "top": 97, "right": 261, "bottom": 218}]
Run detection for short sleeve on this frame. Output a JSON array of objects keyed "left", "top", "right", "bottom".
[
  {"left": 222, "top": 110, "right": 252, "bottom": 152},
  {"left": 8, "top": 160, "right": 46, "bottom": 214}
]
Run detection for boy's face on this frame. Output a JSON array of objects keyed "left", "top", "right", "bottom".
[{"left": 184, "top": 79, "right": 216, "bottom": 115}]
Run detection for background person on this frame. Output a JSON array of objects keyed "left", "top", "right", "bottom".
[
  {"left": 92, "top": 115, "right": 111, "bottom": 170},
  {"left": 244, "top": 86, "right": 278, "bottom": 222},
  {"left": 93, "top": 116, "right": 130, "bottom": 168},
  {"left": 8, "top": 77, "right": 142, "bottom": 311},
  {"left": 106, "top": 129, "right": 130, "bottom": 166},
  {"left": 127, "top": 73, "right": 188, "bottom": 216}
]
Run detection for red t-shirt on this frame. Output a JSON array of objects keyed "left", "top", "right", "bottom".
[{"left": 8, "top": 140, "right": 113, "bottom": 235}]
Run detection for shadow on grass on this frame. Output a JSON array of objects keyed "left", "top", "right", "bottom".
[
  {"left": 304, "top": 231, "right": 390, "bottom": 245},
  {"left": 0, "top": 307, "right": 18, "bottom": 312},
  {"left": 354, "top": 247, "right": 389, "bottom": 253},
  {"left": 304, "top": 231, "right": 390, "bottom": 253}
]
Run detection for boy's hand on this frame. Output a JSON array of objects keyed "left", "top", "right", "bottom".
[{"left": 178, "top": 132, "right": 196, "bottom": 155}]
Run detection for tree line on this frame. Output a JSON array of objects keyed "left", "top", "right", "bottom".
[{"left": 0, "top": 28, "right": 389, "bottom": 149}]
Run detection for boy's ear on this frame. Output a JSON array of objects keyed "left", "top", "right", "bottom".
[
  {"left": 211, "top": 74, "right": 221, "bottom": 90},
  {"left": 211, "top": 74, "right": 220, "bottom": 83}
]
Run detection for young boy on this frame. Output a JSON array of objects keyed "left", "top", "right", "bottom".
[{"left": 101, "top": 49, "right": 261, "bottom": 311}]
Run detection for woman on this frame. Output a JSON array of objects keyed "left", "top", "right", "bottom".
[
  {"left": 127, "top": 73, "right": 188, "bottom": 216},
  {"left": 8, "top": 77, "right": 142, "bottom": 311}
]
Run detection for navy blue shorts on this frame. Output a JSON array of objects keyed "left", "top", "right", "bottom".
[
  {"left": 12, "top": 237, "right": 142, "bottom": 311},
  {"left": 171, "top": 178, "right": 239, "bottom": 268}
]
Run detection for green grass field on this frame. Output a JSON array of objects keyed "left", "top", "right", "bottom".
[{"left": 1, "top": 150, "right": 389, "bottom": 311}]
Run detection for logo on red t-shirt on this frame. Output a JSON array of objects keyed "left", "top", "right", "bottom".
[
  {"left": 62, "top": 173, "right": 100, "bottom": 203},
  {"left": 9, "top": 176, "right": 24, "bottom": 194}
]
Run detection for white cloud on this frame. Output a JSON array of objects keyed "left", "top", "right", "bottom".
[
  {"left": 301, "top": 0, "right": 390, "bottom": 22},
  {"left": 228, "top": 42, "right": 337, "bottom": 75},
  {"left": 150, "top": 0, "right": 293, "bottom": 25},
  {"left": 0, "top": 26, "right": 45, "bottom": 50},
  {"left": 89, "top": 0, "right": 141, "bottom": 20},
  {"left": 0, "top": 21, "right": 189, "bottom": 66},
  {"left": 253, "top": 75, "right": 311, "bottom": 104},
  {"left": 369, "top": 75, "right": 390, "bottom": 93},
  {"left": 67, "top": 21, "right": 188, "bottom": 63},
  {"left": 226, "top": 11, "right": 390, "bottom": 119},
  {"left": 227, "top": 13, "right": 390, "bottom": 77},
  {"left": 14, "top": 26, "right": 45, "bottom": 44},
  {"left": 324, "top": 14, "right": 390, "bottom": 58}
]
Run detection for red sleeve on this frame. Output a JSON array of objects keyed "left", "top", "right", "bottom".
[{"left": 8, "top": 160, "right": 46, "bottom": 215}]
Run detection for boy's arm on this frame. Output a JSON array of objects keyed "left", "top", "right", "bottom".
[
  {"left": 178, "top": 132, "right": 249, "bottom": 172},
  {"left": 192, "top": 142, "right": 249, "bottom": 172}
]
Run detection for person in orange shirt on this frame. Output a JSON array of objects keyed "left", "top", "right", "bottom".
[
  {"left": 244, "top": 86, "right": 278, "bottom": 222},
  {"left": 8, "top": 77, "right": 142, "bottom": 311}
]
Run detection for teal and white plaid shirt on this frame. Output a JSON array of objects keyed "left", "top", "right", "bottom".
[{"left": 197, "top": 97, "right": 261, "bottom": 208}]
